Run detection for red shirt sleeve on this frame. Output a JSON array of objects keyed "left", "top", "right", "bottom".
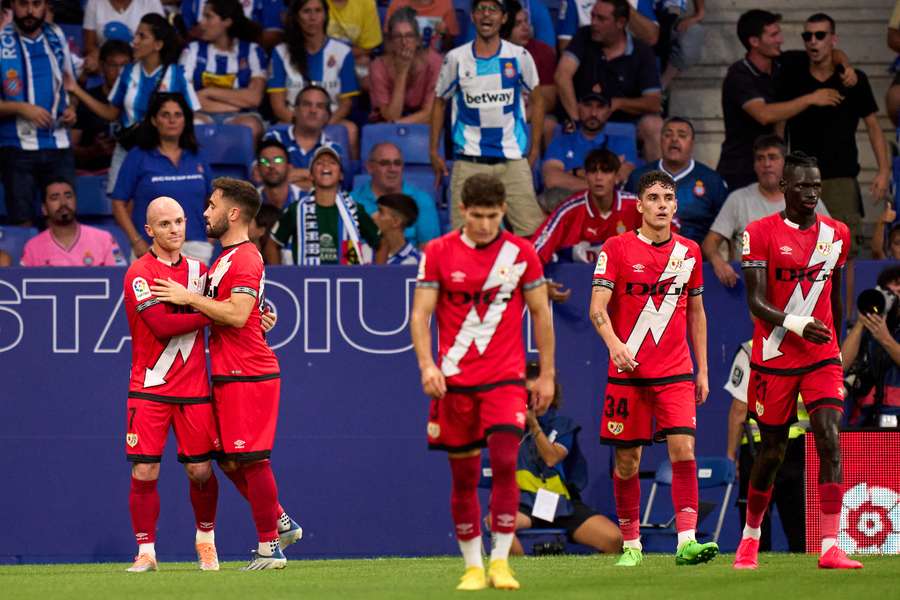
[
  {"left": 836, "top": 221, "right": 851, "bottom": 269},
  {"left": 688, "top": 242, "right": 704, "bottom": 294},
  {"left": 140, "top": 303, "right": 211, "bottom": 339},
  {"left": 520, "top": 241, "right": 546, "bottom": 290},
  {"left": 227, "top": 247, "right": 264, "bottom": 298},
  {"left": 740, "top": 219, "right": 768, "bottom": 267},
  {"left": 592, "top": 235, "right": 620, "bottom": 289},
  {"left": 416, "top": 238, "right": 442, "bottom": 288},
  {"left": 531, "top": 208, "right": 569, "bottom": 265}
]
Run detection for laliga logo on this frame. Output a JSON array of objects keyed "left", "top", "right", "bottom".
[{"left": 837, "top": 483, "right": 900, "bottom": 554}]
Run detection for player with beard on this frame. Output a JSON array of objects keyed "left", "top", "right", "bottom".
[
  {"left": 152, "top": 178, "right": 293, "bottom": 570},
  {"left": 735, "top": 152, "right": 860, "bottom": 570}
]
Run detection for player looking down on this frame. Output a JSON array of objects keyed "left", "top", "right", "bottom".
[
  {"left": 735, "top": 152, "right": 861, "bottom": 570},
  {"left": 589, "top": 170, "right": 718, "bottom": 567},
  {"left": 411, "top": 173, "right": 556, "bottom": 591}
]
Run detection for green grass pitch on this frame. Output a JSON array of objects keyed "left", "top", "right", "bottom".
[{"left": 1, "top": 554, "right": 895, "bottom": 599}]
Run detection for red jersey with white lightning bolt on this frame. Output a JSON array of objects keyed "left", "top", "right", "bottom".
[
  {"left": 742, "top": 213, "right": 850, "bottom": 372},
  {"left": 206, "top": 241, "right": 280, "bottom": 381},
  {"left": 592, "top": 230, "right": 703, "bottom": 384},
  {"left": 416, "top": 230, "right": 545, "bottom": 388},
  {"left": 124, "top": 253, "right": 210, "bottom": 402}
]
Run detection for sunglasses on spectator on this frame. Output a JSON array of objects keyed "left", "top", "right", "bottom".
[
  {"left": 259, "top": 156, "right": 287, "bottom": 167},
  {"left": 801, "top": 31, "right": 829, "bottom": 41}
]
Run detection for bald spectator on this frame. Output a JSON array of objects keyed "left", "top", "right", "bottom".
[{"left": 21, "top": 177, "right": 127, "bottom": 267}]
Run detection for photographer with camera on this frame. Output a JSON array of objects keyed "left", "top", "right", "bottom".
[{"left": 841, "top": 265, "right": 900, "bottom": 427}]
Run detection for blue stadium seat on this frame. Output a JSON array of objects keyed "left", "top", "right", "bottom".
[
  {"left": 58, "top": 23, "right": 83, "bottom": 56},
  {"left": 322, "top": 124, "right": 355, "bottom": 176},
  {"left": 196, "top": 124, "right": 255, "bottom": 180},
  {"left": 76, "top": 175, "right": 111, "bottom": 216},
  {"left": 549, "top": 122, "right": 639, "bottom": 168},
  {"left": 0, "top": 225, "right": 38, "bottom": 263},
  {"left": 360, "top": 123, "right": 440, "bottom": 165}
]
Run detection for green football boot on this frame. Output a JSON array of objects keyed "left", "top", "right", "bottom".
[
  {"left": 675, "top": 539, "right": 719, "bottom": 565},
  {"left": 615, "top": 547, "right": 643, "bottom": 567}
]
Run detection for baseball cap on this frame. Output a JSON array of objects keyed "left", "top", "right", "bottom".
[
  {"left": 578, "top": 90, "right": 611, "bottom": 105},
  {"left": 103, "top": 22, "right": 134, "bottom": 43},
  {"left": 311, "top": 145, "right": 342, "bottom": 168},
  {"left": 472, "top": 0, "right": 507, "bottom": 12}
]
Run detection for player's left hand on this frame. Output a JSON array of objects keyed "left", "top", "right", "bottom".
[
  {"left": 694, "top": 372, "right": 709, "bottom": 405},
  {"left": 261, "top": 308, "right": 277, "bottom": 332},
  {"left": 840, "top": 66, "right": 857, "bottom": 87},
  {"left": 151, "top": 278, "right": 192, "bottom": 305},
  {"left": 532, "top": 372, "right": 555, "bottom": 413}
]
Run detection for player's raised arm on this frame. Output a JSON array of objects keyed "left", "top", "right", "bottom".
[
  {"left": 523, "top": 282, "right": 556, "bottom": 412},
  {"left": 589, "top": 286, "right": 637, "bottom": 372},
  {"left": 411, "top": 286, "right": 446, "bottom": 399},
  {"left": 686, "top": 294, "right": 709, "bottom": 405}
]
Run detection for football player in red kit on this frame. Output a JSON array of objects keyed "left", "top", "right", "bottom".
[
  {"left": 735, "top": 152, "right": 861, "bottom": 570},
  {"left": 411, "top": 173, "right": 556, "bottom": 591},
  {"left": 123, "top": 196, "right": 220, "bottom": 572},
  {"left": 152, "top": 178, "right": 294, "bottom": 570},
  {"left": 589, "top": 170, "right": 718, "bottom": 567}
]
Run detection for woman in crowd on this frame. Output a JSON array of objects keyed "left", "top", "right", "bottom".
[
  {"left": 82, "top": 0, "right": 164, "bottom": 73},
  {"left": 268, "top": 0, "right": 359, "bottom": 157},
  {"left": 384, "top": 0, "right": 459, "bottom": 52},
  {"left": 66, "top": 14, "right": 199, "bottom": 195},
  {"left": 368, "top": 7, "right": 442, "bottom": 124},
  {"left": 180, "top": 0, "right": 268, "bottom": 140},
  {"left": 111, "top": 92, "right": 214, "bottom": 263}
]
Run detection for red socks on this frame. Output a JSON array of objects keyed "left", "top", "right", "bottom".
[
  {"left": 671, "top": 460, "right": 698, "bottom": 533},
  {"left": 820, "top": 483, "right": 841, "bottom": 541},
  {"left": 746, "top": 485, "right": 773, "bottom": 530},
  {"left": 242, "top": 461, "right": 280, "bottom": 543},
  {"left": 613, "top": 472, "right": 641, "bottom": 542},
  {"left": 130, "top": 477, "right": 160, "bottom": 545},
  {"left": 189, "top": 470, "right": 218, "bottom": 532},
  {"left": 223, "top": 467, "right": 251, "bottom": 501},
  {"left": 487, "top": 432, "right": 520, "bottom": 535},
  {"left": 449, "top": 454, "right": 481, "bottom": 540}
]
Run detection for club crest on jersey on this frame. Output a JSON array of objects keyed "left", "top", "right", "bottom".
[
  {"left": 327, "top": 54, "right": 336, "bottom": 68},
  {"left": 607, "top": 421, "right": 624, "bottom": 435},
  {"left": 126, "top": 433, "right": 138, "bottom": 447},
  {"left": 667, "top": 257, "right": 684, "bottom": 272},
  {"left": 515, "top": 412, "right": 526, "bottom": 425},
  {"left": 755, "top": 401, "right": 765, "bottom": 417},
  {"left": 427, "top": 421, "right": 440, "bottom": 439},
  {"left": 82, "top": 252, "right": 94, "bottom": 265},
  {"left": 742, "top": 231, "right": 750, "bottom": 256},
  {"left": 132, "top": 277, "right": 152, "bottom": 301},
  {"left": 594, "top": 251, "right": 608, "bottom": 275},
  {"left": 816, "top": 241, "right": 833, "bottom": 256},
  {"left": 616, "top": 220, "right": 626, "bottom": 234},
  {"left": 693, "top": 180, "right": 705, "bottom": 197},
  {"left": 503, "top": 61, "right": 516, "bottom": 79}
]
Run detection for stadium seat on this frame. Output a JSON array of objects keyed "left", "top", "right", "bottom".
[
  {"left": 322, "top": 124, "right": 355, "bottom": 177},
  {"left": 76, "top": 175, "right": 111, "bottom": 216},
  {"left": 0, "top": 225, "right": 38, "bottom": 263},
  {"left": 196, "top": 124, "right": 255, "bottom": 180},
  {"left": 550, "top": 122, "right": 639, "bottom": 167},
  {"left": 58, "top": 23, "right": 83, "bottom": 56},
  {"left": 639, "top": 457, "right": 736, "bottom": 544},
  {"left": 89, "top": 218, "right": 131, "bottom": 257},
  {"left": 360, "top": 123, "right": 441, "bottom": 165}
]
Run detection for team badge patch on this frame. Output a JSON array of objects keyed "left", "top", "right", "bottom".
[
  {"left": 693, "top": 180, "right": 706, "bottom": 197},
  {"left": 731, "top": 366, "right": 743, "bottom": 387},
  {"left": 427, "top": 421, "right": 440, "bottom": 439},
  {"left": 755, "top": 401, "right": 765, "bottom": 417},
  {"left": 594, "top": 251, "right": 608, "bottom": 275},
  {"left": 816, "top": 241, "right": 833, "bottom": 256},
  {"left": 132, "top": 277, "right": 152, "bottom": 301},
  {"left": 4, "top": 69, "right": 21, "bottom": 96},
  {"left": 82, "top": 252, "right": 94, "bottom": 266},
  {"left": 607, "top": 421, "right": 624, "bottom": 435},
  {"left": 327, "top": 55, "right": 337, "bottom": 68},
  {"left": 667, "top": 257, "right": 684, "bottom": 272},
  {"left": 503, "top": 61, "right": 516, "bottom": 79},
  {"left": 615, "top": 220, "right": 626, "bottom": 234},
  {"left": 126, "top": 433, "right": 139, "bottom": 448},
  {"left": 742, "top": 231, "right": 751, "bottom": 256}
]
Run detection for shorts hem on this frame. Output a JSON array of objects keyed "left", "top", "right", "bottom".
[
  {"left": 127, "top": 454, "right": 162, "bottom": 463},
  {"left": 485, "top": 424, "right": 524, "bottom": 438},
  {"left": 445, "top": 379, "right": 525, "bottom": 393},
  {"left": 218, "top": 450, "right": 271, "bottom": 462},
  {"left": 212, "top": 373, "right": 280, "bottom": 383},
  {"left": 607, "top": 374, "right": 693, "bottom": 387},
  {"left": 177, "top": 452, "right": 214, "bottom": 464},
  {"left": 806, "top": 398, "right": 844, "bottom": 415},
  {"left": 128, "top": 392, "right": 212, "bottom": 404},
  {"left": 599, "top": 437, "right": 652, "bottom": 448},
  {"left": 428, "top": 439, "right": 486, "bottom": 453},
  {"left": 654, "top": 427, "right": 696, "bottom": 441},
  {"left": 749, "top": 358, "right": 841, "bottom": 376}
]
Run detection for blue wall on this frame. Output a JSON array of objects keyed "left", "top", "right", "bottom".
[{"left": 0, "top": 262, "right": 886, "bottom": 562}]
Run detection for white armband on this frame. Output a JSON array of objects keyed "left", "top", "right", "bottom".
[{"left": 783, "top": 314, "right": 814, "bottom": 337}]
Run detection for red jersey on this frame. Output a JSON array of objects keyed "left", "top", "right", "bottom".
[
  {"left": 531, "top": 190, "right": 642, "bottom": 265},
  {"left": 742, "top": 213, "right": 850, "bottom": 372},
  {"left": 592, "top": 230, "right": 703, "bottom": 384},
  {"left": 417, "top": 230, "right": 545, "bottom": 388},
  {"left": 206, "top": 241, "right": 280, "bottom": 381},
  {"left": 124, "top": 253, "right": 210, "bottom": 403}
]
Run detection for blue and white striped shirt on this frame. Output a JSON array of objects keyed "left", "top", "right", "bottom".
[
  {"left": 180, "top": 39, "right": 267, "bottom": 92},
  {"left": 108, "top": 62, "right": 201, "bottom": 128},
  {"left": 267, "top": 38, "right": 359, "bottom": 113},
  {"left": 435, "top": 40, "right": 538, "bottom": 160}
]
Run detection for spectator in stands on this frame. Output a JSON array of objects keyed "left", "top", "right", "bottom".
[
  {"left": 776, "top": 12, "right": 889, "bottom": 255},
  {"left": 250, "top": 202, "right": 281, "bottom": 260},
  {"left": 325, "top": 0, "right": 382, "bottom": 90},
  {"left": 716, "top": 9, "right": 852, "bottom": 191},
  {"left": 111, "top": 92, "right": 214, "bottom": 263},
  {"left": 385, "top": 0, "right": 460, "bottom": 52},
  {"left": 507, "top": 359, "right": 623, "bottom": 556},
  {"left": 268, "top": 0, "right": 360, "bottom": 157},
  {"left": 558, "top": 0, "right": 658, "bottom": 51},
  {"left": 371, "top": 193, "right": 421, "bottom": 265},
  {"left": 885, "top": 1, "right": 900, "bottom": 126},
  {"left": 626, "top": 116, "right": 726, "bottom": 244},
  {"left": 180, "top": 0, "right": 268, "bottom": 140},
  {"left": 431, "top": 0, "right": 546, "bottom": 236},
  {"left": 554, "top": 0, "right": 664, "bottom": 162},
  {"left": 263, "top": 84, "right": 347, "bottom": 190},
  {"left": 369, "top": 8, "right": 442, "bottom": 124},
  {"left": 66, "top": 14, "right": 198, "bottom": 195},
  {"left": 351, "top": 142, "right": 440, "bottom": 248},
  {"left": 543, "top": 91, "right": 636, "bottom": 194},
  {"left": 0, "top": 0, "right": 77, "bottom": 226},
  {"left": 82, "top": 0, "right": 164, "bottom": 74},
  {"left": 872, "top": 205, "right": 900, "bottom": 261},
  {"left": 702, "top": 135, "right": 828, "bottom": 287},
  {"left": 256, "top": 139, "right": 304, "bottom": 209},
  {"left": 71, "top": 40, "right": 132, "bottom": 172},
  {"left": 181, "top": 0, "right": 284, "bottom": 50},
  {"left": 20, "top": 177, "right": 127, "bottom": 266},
  {"left": 500, "top": 0, "right": 556, "bottom": 142},
  {"left": 532, "top": 148, "right": 641, "bottom": 265},
  {"left": 267, "top": 146, "right": 380, "bottom": 265},
  {"left": 655, "top": 0, "right": 706, "bottom": 90}
]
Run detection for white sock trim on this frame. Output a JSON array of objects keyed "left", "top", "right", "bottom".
[
  {"left": 742, "top": 525, "right": 762, "bottom": 541},
  {"left": 677, "top": 529, "right": 696, "bottom": 547},
  {"left": 623, "top": 538, "right": 642, "bottom": 551},
  {"left": 138, "top": 543, "right": 156, "bottom": 557},
  {"left": 458, "top": 537, "right": 483, "bottom": 569},
  {"left": 821, "top": 537, "right": 837, "bottom": 555},
  {"left": 195, "top": 529, "right": 215, "bottom": 545},
  {"left": 490, "top": 532, "right": 514, "bottom": 562}
]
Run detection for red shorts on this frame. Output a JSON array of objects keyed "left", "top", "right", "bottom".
[
  {"left": 427, "top": 382, "right": 527, "bottom": 452},
  {"left": 748, "top": 362, "right": 844, "bottom": 428},
  {"left": 125, "top": 397, "right": 220, "bottom": 463},
  {"left": 213, "top": 378, "right": 280, "bottom": 461},
  {"left": 600, "top": 380, "right": 696, "bottom": 447}
]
